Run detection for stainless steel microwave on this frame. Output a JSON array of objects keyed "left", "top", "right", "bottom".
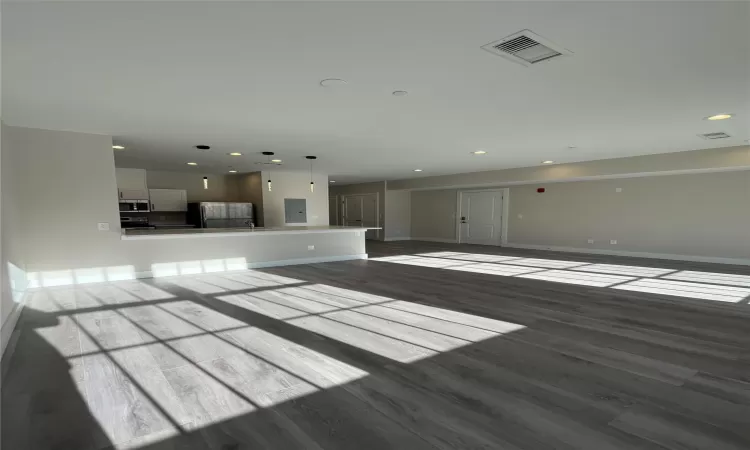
[{"left": 119, "top": 200, "right": 150, "bottom": 212}]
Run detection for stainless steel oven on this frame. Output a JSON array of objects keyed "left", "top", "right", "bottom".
[{"left": 119, "top": 200, "right": 150, "bottom": 212}]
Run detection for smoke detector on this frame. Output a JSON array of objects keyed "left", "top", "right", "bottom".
[
  {"left": 698, "top": 132, "right": 731, "bottom": 140},
  {"left": 482, "top": 29, "right": 572, "bottom": 67}
]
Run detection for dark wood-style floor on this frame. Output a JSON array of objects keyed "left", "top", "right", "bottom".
[{"left": 3, "top": 241, "right": 750, "bottom": 450}]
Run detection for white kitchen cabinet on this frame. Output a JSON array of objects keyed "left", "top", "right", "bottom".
[
  {"left": 149, "top": 189, "right": 188, "bottom": 212},
  {"left": 115, "top": 168, "right": 149, "bottom": 200}
]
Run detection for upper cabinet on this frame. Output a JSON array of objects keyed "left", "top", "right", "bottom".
[
  {"left": 149, "top": 189, "right": 188, "bottom": 212},
  {"left": 115, "top": 168, "right": 149, "bottom": 200}
]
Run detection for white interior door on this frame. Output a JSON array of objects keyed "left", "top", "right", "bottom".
[{"left": 459, "top": 190, "right": 504, "bottom": 245}]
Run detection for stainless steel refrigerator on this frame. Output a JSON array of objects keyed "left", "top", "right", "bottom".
[{"left": 187, "top": 202, "right": 255, "bottom": 228}]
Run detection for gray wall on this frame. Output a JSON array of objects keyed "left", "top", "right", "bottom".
[
  {"left": 9, "top": 126, "right": 125, "bottom": 273},
  {"left": 1, "top": 123, "right": 29, "bottom": 355},
  {"left": 405, "top": 170, "right": 750, "bottom": 262},
  {"left": 411, "top": 189, "right": 458, "bottom": 241},
  {"left": 507, "top": 170, "right": 750, "bottom": 260},
  {"left": 384, "top": 190, "right": 411, "bottom": 240},
  {"left": 236, "top": 172, "right": 265, "bottom": 226},
  {"left": 145, "top": 170, "right": 241, "bottom": 203},
  {"left": 389, "top": 145, "right": 750, "bottom": 191},
  {"left": 260, "top": 170, "right": 330, "bottom": 228}
]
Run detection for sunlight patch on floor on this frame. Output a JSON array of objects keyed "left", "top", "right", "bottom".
[
  {"left": 371, "top": 255, "right": 473, "bottom": 268},
  {"left": 613, "top": 279, "right": 750, "bottom": 302},
  {"left": 214, "top": 279, "right": 524, "bottom": 363},
  {"left": 518, "top": 269, "right": 635, "bottom": 287},
  {"left": 662, "top": 270, "right": 750, "bottom": 288},
  {"left": 571, "top": 264, "right": 675, "bottom": 277},
  {"left": 445, "top": 263, "right": 544, "bottom": 277},
  {"left": 29, "top": 266, "right": 527, "bottom": 449},
  {"left": 418, "top": 252, "right": 523, "bottom": 263},
  {"left": 372, "top": 253, "right": 750, "bottom": 303}
]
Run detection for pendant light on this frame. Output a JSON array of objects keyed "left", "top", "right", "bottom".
[
  {"left": 306, "top": 156, "right": 317, "bottom": 192},
  {"left": 203, "top": 176, "right": 208, "bottom": 190},
  {"left": 262, "top": 152, "right": 275, "bottom": 192}
]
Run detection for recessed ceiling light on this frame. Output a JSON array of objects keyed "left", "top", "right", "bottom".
[
  {"left": 112, "top": 145, "right": 125, "bottom": 150},
  {"left": 320, "top": 78, "right": 347, "bottom": 87},
  {"left": 271, "top": 159, "right": 282, "bottom": 163},
  {"left": 413, "top": 169, "right": 423, "bottom": 172},
  {"left": 541, "top": 160, "right": 554, "bottom": 164},
  {"left": 705, "top": 114, "right": 733, "bottom": 121},
  {"left": 329, "top": 180, "right": 336, "bottom": 183},
  {"left": 228, "top": 170, "right": 238, "bottom": 173},
  {"left": 471, "top": 150, "right": 487, "bottom": 155},
  {"left": 186, "top": 162, "right": 198, "bottom": 166},
  {"left": 228, "top": 152, "right": 242, "bottom": 156},
  {"left": 195, "top": 145, "right": 211, "bottom": 150},
  {"left": 567, "top": 145, "right": 577, "bottom": 149},
  {"left": 392, "top": 90, "right": 408, "bottom": 97}
]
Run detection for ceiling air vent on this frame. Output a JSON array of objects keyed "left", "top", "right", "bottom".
[
  {"left": 481, "top": 29, "right": 572, "bottom": 67},
  {"left": 698, "top": 132, "right": 731, "bottom": 140}
]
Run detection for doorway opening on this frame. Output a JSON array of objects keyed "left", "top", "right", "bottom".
[{"left": 342, "top": 193, "right": 379, "bottom": 240}]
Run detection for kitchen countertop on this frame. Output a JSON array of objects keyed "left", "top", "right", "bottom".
[{"left": 121, "top": 225, "right": 378, "bottom": 240}]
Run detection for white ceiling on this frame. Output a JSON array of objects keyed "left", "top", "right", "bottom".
[{"left": 3, "top": 1, "right": 749, "bottom": 183}]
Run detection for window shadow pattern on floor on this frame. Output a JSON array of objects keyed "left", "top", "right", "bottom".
[
  {"left": 371, "top": 252, "right": 750, "bottom": 303},
  {"left": 4, "top": 268, "right": 525, "bottom": 449}
]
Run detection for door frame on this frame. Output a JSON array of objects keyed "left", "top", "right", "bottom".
[
  {"left": 342, "top": 192, "right": 380, "bottom": 240},
  {"left": 455, "top": 188, "right": 509, "bottom": 246},
  {"left": 328, "top": 195, "right": 339, "bottom": 226}
]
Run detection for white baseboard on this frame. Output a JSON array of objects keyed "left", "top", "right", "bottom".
[
  {"left": 503, "top": 243, "right": 750, "bottom": 266},
  {"left": 384, "top": 237, "right": 412, "bottom": 242},
  {"left": 245, "top": 253, "right": 368, "bottom": 269},
  {"left": 1, "top": 301, "right": 25, "bottom": 358},
  {"left": 410, "top": 237, "right": 458, "bottom": 244}
]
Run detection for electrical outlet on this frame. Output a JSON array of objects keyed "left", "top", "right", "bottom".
[
  {"left": 588, "top": 239, "right": 594, "bottom": 244},
  {"left": 97, "top": 222, "right": 110, "bottom": 231},
  {"left": 610, "top": 239, "right": 617, "bottom": 245},
  {"left": 517, "top": 214, "right": 523, "bottom": 219},
  {"left": 615, "top": 187, "right": 623, "bottom": 193},
  {"left": 307, "top": 245, "right": 315, "bottom": 251}
]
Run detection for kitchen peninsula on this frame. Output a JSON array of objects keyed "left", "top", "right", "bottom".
[
  {"left": 121, "top": 225, "right": 371, "bottom": 239},
  {"left": 120, "top": 225, "right": 378, "bottom": 275}
]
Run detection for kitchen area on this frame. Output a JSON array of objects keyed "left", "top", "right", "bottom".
[
  {"left": 112, "top": 162, "right": 376, "bottom": 273},
  {"left": 117, "top": 167, "right": 260, "bottom": 232}
]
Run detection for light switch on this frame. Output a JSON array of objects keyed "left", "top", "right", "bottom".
[
  {"left": 97, "top": 222, "right": 110, "bottom": 231},
  {"left": 588, "top": 239, "right": 594, "bottom": 244},
  {"left": 307, "top": 245, "right": 315, "bottom": 251},
  {"left": 615, "top": 188, "right": 623, "bottom": 193}
]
